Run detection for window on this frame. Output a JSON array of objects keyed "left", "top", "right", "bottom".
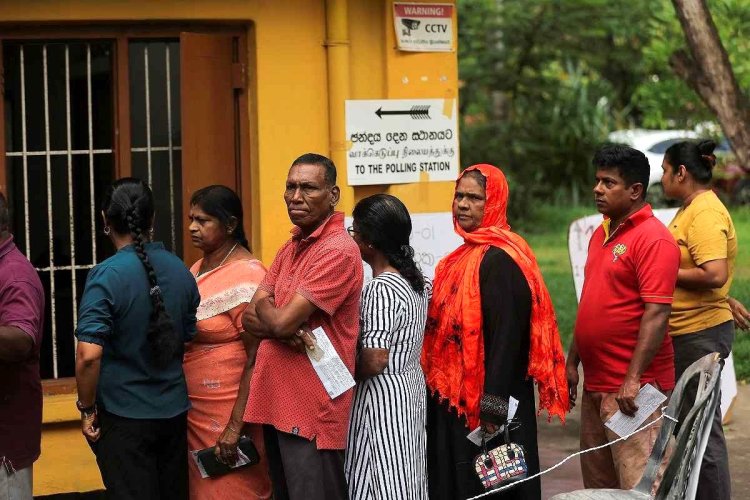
[
  {"left": 129, "top": 40, "right": 183, "bottom": 256},
  {"left": 1, "top": 27, "right": 249, "bottom": 380}
]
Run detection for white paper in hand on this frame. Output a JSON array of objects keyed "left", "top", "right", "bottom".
[
  {"left": 306, "top": 326, "right": 355, "bottom": 399},
  {"left": 605, "top": 383, "right": 667, "bottom": 438}
]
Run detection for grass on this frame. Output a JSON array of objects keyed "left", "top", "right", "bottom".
[{"left": 517, "top": 204, "right": 750, "bottom": 381}]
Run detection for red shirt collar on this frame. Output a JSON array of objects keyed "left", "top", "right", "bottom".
[
  {"left": 291, "top": 211, "right": 345, "bottom": 243},
  {"left": 602, "top": 203, "right": 653, "bottom": 241},
  {"left": 624, "top": 203, "right": 653, "bottom": 226}
]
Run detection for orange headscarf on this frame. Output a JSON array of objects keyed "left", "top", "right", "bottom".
[{"left": 421, "top": 164, "right": 568, "bottom": 429}]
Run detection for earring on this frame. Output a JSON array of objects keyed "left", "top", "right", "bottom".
[{"left": 104, "top": 226, "right": 111, "bottom": 236}]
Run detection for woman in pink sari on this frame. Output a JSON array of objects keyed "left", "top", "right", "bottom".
[{"left": 184, "top": 185, "right": 271, "bottom": 499}]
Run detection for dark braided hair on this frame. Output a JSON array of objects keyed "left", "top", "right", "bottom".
[
  {"left": 190, "top": 185, "right": 250, "bottom": 250},
  {"left": 664, "top": 139, "right": 717, "bottom": 184},
  {"left": 102, "top": 178, "right": 180, "bottom": 367},
  {"left": 353, "top": 194, "right": 425, "bottom": 294}
]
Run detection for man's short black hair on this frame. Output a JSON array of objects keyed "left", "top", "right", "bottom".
[
  {"left": 592, "top": 144, "right": 650, "bottom": 199},
  {"left": 0, "top": 191, "right": 8, "bottom": 231},
  {"left": 291, "top": 153, "right": 337, "bottom": 186}
]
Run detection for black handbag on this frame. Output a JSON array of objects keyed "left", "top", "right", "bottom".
[{"left": 193, "top": 436, "right": 260, "bottom": 479}]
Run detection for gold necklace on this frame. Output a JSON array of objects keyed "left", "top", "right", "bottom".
[{"left": 197, "top": 242, "right": 238, "bottom": 277}]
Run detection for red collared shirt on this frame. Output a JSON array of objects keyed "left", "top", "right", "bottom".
[
  {"left": 0, "top": 235, "right": 45, "bottom": 470},
  {"left": 575, "top": 204, "right": 679, "bottom": 392},
  {"left": 244, "top": 212, "right": 363, "bottom": 449}
]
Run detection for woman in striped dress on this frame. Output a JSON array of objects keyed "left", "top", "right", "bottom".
[{"left": 345, "top": 194, "right": 431, "bottom": 500}]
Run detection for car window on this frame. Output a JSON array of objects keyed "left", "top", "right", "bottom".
[{"left": 648, "top": 138, "right": 690, "bottom": 154}]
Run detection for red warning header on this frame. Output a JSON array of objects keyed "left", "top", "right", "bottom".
[{"left": 394, "top": 3, "right": 453, "bottom": 18}]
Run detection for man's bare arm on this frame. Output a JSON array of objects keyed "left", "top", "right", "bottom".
[
  {"left": 616, "top": 302, "right": 671, "bottom": 416},
  {"left": 241, "top": 288, "right": 274, "bottom": 338},
  {"left": 254, "top": 293, "right": 318, "bottom": 339}
]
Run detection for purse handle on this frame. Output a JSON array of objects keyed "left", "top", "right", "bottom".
[{"left": 480, "top": 419, "right": 519, "bottom": 465}]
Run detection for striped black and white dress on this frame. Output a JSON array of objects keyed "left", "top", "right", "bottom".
[{"left": 345, "top": 272, "right": 432, "bottom": 500}]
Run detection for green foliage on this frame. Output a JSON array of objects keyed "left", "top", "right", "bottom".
[
  {"left": 520, "top": 204, "right": 592, "bottom": 348},
  {"left": 633, "top": 0, "right": 750, "bottom": 129},
  {"left": 458, "top": 0, "right": 654, "bottom": 219},
  {"left": 730, "top": 206, "right": 750, "bottom": 380},
  {"left": 458, "top": 0, "right": 750, "bottom": 222}
]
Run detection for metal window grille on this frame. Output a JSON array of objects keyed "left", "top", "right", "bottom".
[
  {"left": 3, "top": 39, "right": 182, "bottom": 379},
  {"left": 3, "top": 41, "right": 114, "bottom": 379},
  {"left": 129, "top": 40, "right": 182, "bottom": 256}
]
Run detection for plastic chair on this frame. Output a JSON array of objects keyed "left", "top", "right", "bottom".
[{"left": 550, "top": 352, "right": 722, "bottom": 500}]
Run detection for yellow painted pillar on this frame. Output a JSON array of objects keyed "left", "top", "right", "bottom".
[{"left": 325, "top": 0, "right": 354, "bottom": 208}]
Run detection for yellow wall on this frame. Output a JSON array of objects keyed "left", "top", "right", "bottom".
[
  {"left": 0, "top": 0, "right": 458, "bottom": 494},
  {"left": 346, "top": 1, "right": 459, "bottom": 216}
]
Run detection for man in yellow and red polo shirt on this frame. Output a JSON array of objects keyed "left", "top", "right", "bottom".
[
  {"left": 242, "top": 153, "right": 363, "bottom": 500},
  {"left": 566, "top": 144, "right": 680, "bottom": 490}
]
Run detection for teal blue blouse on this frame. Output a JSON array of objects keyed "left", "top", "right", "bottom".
[{"left": 75, "top": 242, "right": 200, "bottom": 419}]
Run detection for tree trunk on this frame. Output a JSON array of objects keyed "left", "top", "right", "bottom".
[{"left": 670, "top": 0, "right": 750, "bottom": 167}]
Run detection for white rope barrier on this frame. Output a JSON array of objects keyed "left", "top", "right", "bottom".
[{"left": 466, "top": 407, "right": 677, "bottom": 500}]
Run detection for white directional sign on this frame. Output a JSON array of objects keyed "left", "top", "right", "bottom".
[{"left": 345, "top": 99, "right": 459, "bottom": 186}]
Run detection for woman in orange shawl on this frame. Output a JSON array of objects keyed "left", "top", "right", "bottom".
[
  {"left": 421, "top": 164, "right": 568, "bottom": 499},
  {"left": 184, "top": 186, "right": 271, "bottom": 500}
]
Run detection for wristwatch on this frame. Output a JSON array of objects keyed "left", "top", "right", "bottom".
[{"left": 76, "top": 400, "right": 97, "bottom": 417}]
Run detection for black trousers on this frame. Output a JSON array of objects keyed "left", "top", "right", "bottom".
[
  {"left": 90, "top": 410, "right": 188, "bottom": 500},
  {"left": 263, "top": 425, "right": 348, "bottom": 500},
  {"left": 672, "top": 320, "right": 734, "bottom": 500}
]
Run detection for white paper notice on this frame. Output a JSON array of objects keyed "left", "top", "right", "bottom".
[
  {"left": 466, "top": 396, "right": 519, "bottom": 446},
  {"left": 605, "top": 384, "right": 667, "bottom": 438},
  {"left": 345, "top": 99, "right": 460, "bottom": 186},
  {"left": 307, "top": 327, "right": 356, "bottom": 399}
]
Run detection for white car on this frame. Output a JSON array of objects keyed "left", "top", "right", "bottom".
[{"left": 607, "top": 129, "right": 699, "bottom": 188}]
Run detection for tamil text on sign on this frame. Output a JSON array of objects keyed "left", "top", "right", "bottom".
[{"left": 346, "top": 99, "right": 459, "bottom": 186}]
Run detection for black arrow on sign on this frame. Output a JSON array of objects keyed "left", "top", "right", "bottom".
[{"left": 375, "top": 105, "right": 431, "bottom": 120}]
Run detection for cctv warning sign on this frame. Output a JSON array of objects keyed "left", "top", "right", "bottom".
[{"left": 393, "top": 3, "right": 454, "bottom": 52}]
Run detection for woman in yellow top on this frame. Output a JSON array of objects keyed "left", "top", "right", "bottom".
[{"left": 660, "top": 139, "right": 736, "bottom": 500}]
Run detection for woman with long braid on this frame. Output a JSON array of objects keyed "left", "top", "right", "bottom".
[
  {"left": 344, "top": 194, "right": 431, "bottom": 500},
  {"left": 75, "top": 178, "right": 200, "bottom": 499}
]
